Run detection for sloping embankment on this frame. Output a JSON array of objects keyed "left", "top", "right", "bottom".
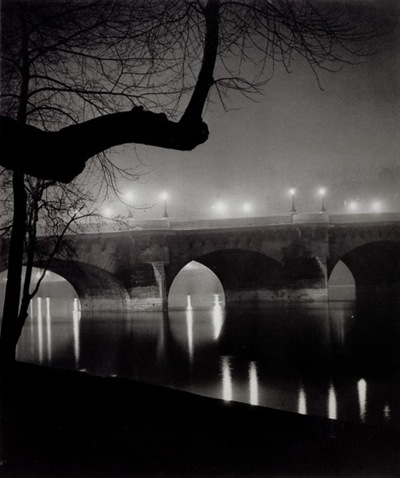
[{"left": 1, "top": 362, "right": 399, "bottom": 477}]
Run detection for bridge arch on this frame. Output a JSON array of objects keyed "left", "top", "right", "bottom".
[
  {"left": 168, "top": 261, "right": 225, "bottom": 309},
  {"left": 39, "top": 259, "right": 130, "bottom": 313},
  {"left": 167, "top": 249, "right": 291, "bottom": 305},
  {"left": 330, "top": 240, "right": 400, "bottom": 301},
  {"left": 0, "top": 266, "right": 80, "bottom": 315},
  {"left": 328, "top": 261, "right": 355, "bottom": 301}
]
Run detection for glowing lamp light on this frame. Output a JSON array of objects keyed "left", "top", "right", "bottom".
[
  {"left": 348, "top": 200, "right": 358, "bottom": 212},
  {"left": 243, "top": 203, "right": 252, "bottom": 215},
  {"left": 124, "top": 191, "right": 135, "bottom": 218},
  {"left": 160, "top": 192, "right": 169, "bottom": 218},
  {"left": 124, "top": 191, "right": 135, "bottom": 202},
  {"left": 289, "top": 188, "right": 296, "bottom": 213},
  {"left": 213, "top": 201, "right": 227, "bottom": 214},
  {"left": 371, "top": 200, "right": 382, "bottom": 213},
  {"left": 318, "top": 187, "right": 327, "bottom": 213},
  {"left": 103, "top": 207, "right": 113, "bottom": 218}
]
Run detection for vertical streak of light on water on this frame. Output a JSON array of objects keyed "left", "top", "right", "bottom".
[
  {"left": 73, "top": 306, "right": 81, "bottom": 368},
  {"left": 212, "top": 296, "right": 223, "bottom": 340},
  {"left": 221, "top": 356, "right": 233, "bottom": 402},
  {"left": 298, "top": 383, "right": 307, "bottom": 415},
  {"left": 157, "top": 313, "right": 167, "bottom": 361},
  {"left": 328, "top": 382, "right": 337, "bottom": 420},
  {"left": 37, "top": 297, "right": 43, "bottom": 364},
  {"left": 357, "top": 378, "right": 367, "bottom": 422},
  {"left": 249, "top": 361, "right": 259, "bottom": 406},
  {"left": 29, "top": 299, "right": 34, "bottom": 356},
  {"left": 186, "top": 306, "right": 194, "bottom": 363},
  {"left": 383, "top": 403, "right": 391, "bottom": 422},
  {"left": 46, "top": 297, "right": 52, "bottom": 362}
]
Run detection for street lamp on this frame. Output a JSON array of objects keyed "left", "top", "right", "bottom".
[
  {"left": 289, "top": 188, "right": 296, "bottom": 213},
  {"left": 103, "top": 206, "right": 113, "bottom": 218},
  {"left": 161, "top": 192, "right": 169, "bottom": 219},
  {"left": 124, "top": 191, "right": 134, "bottom": 202},
  {"left": 243, "top": 202, "right": 252, "bottom": 216},
  {"left": 124, "top": 191, "right": 135, "bottom": 218},
  {"left": 318, "top": 188, "right": 326, "bottom": 213},
  {"left": 213, "top": 201, "right": 227, "bottom": 215},
  {"left": 371, "top": 200, "right": 382, "bottom": 213},
  {"left": 348, "top": 200, "right": 358, "bottom": 212}
]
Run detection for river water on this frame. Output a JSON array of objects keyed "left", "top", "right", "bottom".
[{"left": 14, "top": 295, "right": 400, "bottom": 429}]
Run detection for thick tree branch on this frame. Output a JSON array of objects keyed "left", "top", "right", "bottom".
[
  {"left": 0, "top": 0, "right": 221, "bottom": 183},
  {"left": 0, "top": 111, "right": 209, "bottom": 182},
  {"left": 180, "top": 0, "right": 220, "bottom": 125}
]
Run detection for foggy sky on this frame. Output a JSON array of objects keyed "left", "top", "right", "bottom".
[{"left": 114, "top": 0, "right": 400, "bottom": 219}]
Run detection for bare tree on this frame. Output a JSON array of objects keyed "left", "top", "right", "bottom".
[
  {"left": 0, "top": 0, "right": 373, "bottom": 181},
  {"left": 0, "top": 167, "right": 103, "bottom": 362},
  {"left": 0, "top": 0, "right": 374, "bottom": 364}
]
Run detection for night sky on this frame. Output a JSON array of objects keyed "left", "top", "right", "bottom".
[{"left": 110, "top": 0, "right": 400, "bottom": 220}]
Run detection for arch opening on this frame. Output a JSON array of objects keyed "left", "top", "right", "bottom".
[
  {"left": 328, "top": 260, "right": 355, "bottom": 301},
  {"left": 196, "top": 249, "right": 289, "bottom": 291},
  {"left": 335, "top": 241, "right": 400, "bottom": 302},
  {"left": 45, "top": 260, "right": 130, "bottom": 313},
  {"left": 0, "top": 266, "right": 80, "bottom": 320},
  {"left": 169, "top": 249, "right": 296, "bottom": 306},
  {"left": 168, "top": 261, "right": 225, "bottom": 309}
]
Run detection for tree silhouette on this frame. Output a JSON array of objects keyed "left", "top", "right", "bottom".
[
  {"left": 0, "top": 170, "right": 102, "bottom": 361},
  {"left": 0, "top": 0, "right": 372, "bottom": 181},
  {"left": 0, "top": 0, "right": 374, "bottom": 364}
]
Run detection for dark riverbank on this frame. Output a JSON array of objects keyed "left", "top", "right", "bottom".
[{"left": 1, "top": 362, "right": 399, "bottom": 477}]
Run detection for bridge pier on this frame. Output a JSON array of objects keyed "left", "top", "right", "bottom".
[{"left": 124, "top": 262, "right": 168, "bottom": 312}]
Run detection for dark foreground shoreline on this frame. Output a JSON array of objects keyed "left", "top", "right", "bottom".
[{"left": 1, "top": 362, "right": 399, "bottom": 477}]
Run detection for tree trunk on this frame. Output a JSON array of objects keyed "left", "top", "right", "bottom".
[
  {"left": 0, "top": 172, "right": 27, "bottom": 367},
  {"left": 16, "top": 227, "right": 36, "bottom": 346}
]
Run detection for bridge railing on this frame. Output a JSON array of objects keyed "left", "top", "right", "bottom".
[
  {"left": 169, "top": 212, "right": 400, "bottom": 228},
  {"left": 55, "top": 212, "right": 400, "bottom": 235},
  {"left": 169, "top": 215, "right": 292, "bottom": 229},
  {"left": 328, "top": 212, "right": 400, "bottom": 223}
]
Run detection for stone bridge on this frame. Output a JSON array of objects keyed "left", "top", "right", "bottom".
[{"left": 1, "top": 213, "right": 400, "bottom": 312}]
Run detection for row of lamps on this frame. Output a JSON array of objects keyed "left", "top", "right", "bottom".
[{"left": 103, "top": 188, "right": 385, "bottom": 219}]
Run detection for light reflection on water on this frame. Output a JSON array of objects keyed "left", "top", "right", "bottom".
[
  {"left": 249, "top": 361, "right": 259, "bottom": 406},
  {"left": 46, "top": 298, "right": 52, "bottom": 362},
  {"left": 298, "top": 384, "right": 307, "bottom": 415},
  {"left": 14, "top": 298, "right": 400, "bottom": 429},
  {"left": 358, "top": 378, "right": 367, "bottom": 423},
  {"left": 328, "top": 382, "right": 337, "bottom": 420},
  {"left": 221, "top": 356, "right": 233, "bottom": 402},
  {"left": 186, "top": 306, "right": 194, "bottom": 363},
  {"left": 37, "top": 297, "right": 43, "bottom": 364}
]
